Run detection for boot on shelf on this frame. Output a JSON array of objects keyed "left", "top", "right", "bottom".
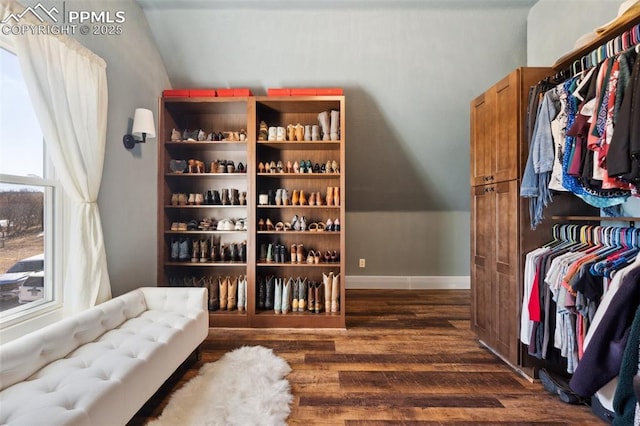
[
  {"left": 298, "top": 277, "right": 308, "bottom": 312},
  {"left": 326, "top": 186, "right": 334, "bottom": 206},
  {"left": 199, "top": 240, "right": 209, "bottom": 263},
  {"left": 287, "top": 124, "right": 295, "bottom": 142},
  {"left": 219, "top": 276, "right": 228, "bottom": 310},
  {"left": 221, "top": 188, "right": 230, "bottom": 205},
  {"left": 312, "top": 124, "right": 320, "bottom": 141},
  {"left": 330, "top": 110, "right": 340, "bottom": 141},
  {"left": 237, "top": 275, "right": 246, "bottom": 312},
  {"left": 242, "top": 275, "right": 248, "bottom": 311},
  {"left": 274, "top": 277, "right": 282, "bottom": 314},
  {"left": 191, "top": 238, "right": 200, "bottom": 263},
  {"left": 315, "top": 281, "right": 324, "bottom": 314},
  {"left": 333, "top": 186, "right": 340, "bottom": 207},
  {"left": 282, "top": 277, "right": 293, "bottom": 314},
  {"left": 227, "top": 276, "right": 238, "bottom": 311},
  {"left": 295, "top": 123, "right": 304, "bottom": 141},
  {"left": 208, "top": 277, "right": 219, "bottom": 311},
  {"left": 265, "top": 275, "right": 275, "bottom": 311},
  {"left": 257, "top": 277, "right": 266, "bottom": 310},
  {"left": 323, "top": 272, "right": 333, "bottom": 313},
  {"left": 292, "top": 278, "right": 299, "bottom": 312},
  {"left": 318, "top": 111, "right": 330, "bottom": 141},
  {"left": 331, "top": 273, "right": 341, "bottom": 313},
  {"left": 307, "top": 281, "right": 315, "bottom": 312},
  {"left": 231, "top": 189, "right": 240, "bottom": 205}
]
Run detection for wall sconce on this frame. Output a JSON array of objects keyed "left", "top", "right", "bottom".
[{"left": 123, "top": 108, "right": 156, "bottom": 150}]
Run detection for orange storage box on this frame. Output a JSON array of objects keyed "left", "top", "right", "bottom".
[
  {"left": 188, "top": 89, "right": 216, "bottom": 98},
  {"left": 267, "top": 88, "right": 291, "bottom": 96},
  {"left": 163, "top": 89, "right": 189, "bottom": 97},
  {"left": 316, "top": 88, "right": 344, "bottom": 96},
  {"left": 290, "top": 88, "right": 318, "bottom": 96},
  {"left": 216, "top": 88, "right": 234, "bottom": 97},
  {"left": 233, "top": 88, "right": 252, "bottom": 97}
]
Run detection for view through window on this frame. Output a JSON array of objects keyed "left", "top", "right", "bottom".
[{"left": 0, "top": 46, "right": 52, "bottom": 316}]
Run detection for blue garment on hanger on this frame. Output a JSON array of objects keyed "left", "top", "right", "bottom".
[{"left": 521, "top": 90, "right": 558, "bottom": 229}]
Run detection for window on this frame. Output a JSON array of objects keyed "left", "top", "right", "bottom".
[{"left": 0, "top": 44, "right": 61, "bottom": 328}]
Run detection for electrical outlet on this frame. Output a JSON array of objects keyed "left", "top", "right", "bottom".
[{"left": 359, "top": 258, "right": 366, "bottom": 268}]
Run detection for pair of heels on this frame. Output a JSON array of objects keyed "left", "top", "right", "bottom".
[
  {"left": 258, "top": 218, "right": 293, "bottom": 231},
  {"left": 291, "top": 215, "right": 307, "bottom": 231},
  {"left": 211, "top": 160, "right": 245, "bottom": 174},
  {"left": 326, "top": 218, "right": 341, "bottom": 232}
]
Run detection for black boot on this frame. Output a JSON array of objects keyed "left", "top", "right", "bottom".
[
  {"left": 212, "top": 190, "right": 222, "bottom": 205},
  {"left": 208, "top": 277, "right": 219, "bottom": 311},
  {"left": 239, "top": 242, "right": 247, "bottom": 262},
  {"left": 265, "top": 275, "right": 275, "bottom": 310},
  {"left": 258, "top": 277, "right": 266, "bottom": 310}
]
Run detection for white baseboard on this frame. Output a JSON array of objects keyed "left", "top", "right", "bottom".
[{"left": 345, "top": 275, "right": 470, "bottom": 290}]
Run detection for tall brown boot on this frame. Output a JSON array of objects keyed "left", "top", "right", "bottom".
[
  {"left": 219, "top": 276, "right": 228, "bottom": 310},
  {"left": 331, "top": 273, "right": 340, "bottom": 313},
  {"left": 227, "top": 276, "right": 238, "bottom": 310},
  {"left": 308, "top": 281, "right": 315, "bottom": 312},
  {"left": 326, "top": 187, "right": 333, "bottom": 206},
  {"left": 315, "top": 282, "right": 324, "bottom": 313},
  {"left": 208, "top": 276, "right": 219, "bottom": 311},
  {"left": 323, "top": 272, "right": 332, "bottom": 313}
]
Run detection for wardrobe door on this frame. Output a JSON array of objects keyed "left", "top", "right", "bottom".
[
  {"left": 492, "top": 180, "right": 519, "bottom": 365},
  {"left": 493, "top": 72, "right": 519, "bottom": 184},
  {"left": 470, "top": 184, "right": 494, "bottom": 344},
  {"left": 470, "top": 90, "right": 495, "bottom": 187}
]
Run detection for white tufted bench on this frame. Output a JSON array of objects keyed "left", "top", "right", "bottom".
[{"left": 0, "top": 286, "right": 208, "bottom": 426}]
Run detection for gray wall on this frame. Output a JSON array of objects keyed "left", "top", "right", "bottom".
[
  {"left": 141, "top": 0, "right": 536, "bottom": 279},
  {"left": 42, "top": 0, "right": 171, "bottom": 296},
  {"left": 527, "top": 0, "right": 619, "bottom": 66}
]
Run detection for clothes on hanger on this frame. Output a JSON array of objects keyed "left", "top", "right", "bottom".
[
  {"left": 521, "top": 49, "right": 640, "bottom": 229},
  {"left": 521, "top": 226, "right": 639, "bottom": 374}
]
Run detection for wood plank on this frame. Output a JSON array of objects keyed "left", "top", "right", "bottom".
[{"left": 128, "top": 290, "right": 605, "bottom": 425}]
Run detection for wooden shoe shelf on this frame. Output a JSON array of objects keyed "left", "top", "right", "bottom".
[{"left": 158, "top": 95, "right": 346, "bottom": 328}]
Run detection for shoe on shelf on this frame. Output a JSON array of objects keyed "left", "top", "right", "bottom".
[
  {"left": 287, "top": 124, "right": 295, "bottom": 142},
  {"left": 326, "top": 187, "right": 333, "bottom": 206},
  {"left": 307, "top": 281, "right": 315, "bottom": 312},
  {"left": 268, "top": 126, "right": 277, "bottom": 141},
  {"left": 295, "top": 123, "right": 304, "bottom": 141},
  {"left": 170, "top": 239, "right": 179, "bottom": 260},
  {"left": 258, "top": 121, "right": 268, "bottom": 141}
]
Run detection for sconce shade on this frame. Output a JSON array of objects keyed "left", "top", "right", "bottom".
[{"left": 132, "top": 108, "right": 156, "bottom": 139}]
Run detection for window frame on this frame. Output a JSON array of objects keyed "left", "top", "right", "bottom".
[{"left": 0, "top": 41, "right": 63, "bottom": 340}]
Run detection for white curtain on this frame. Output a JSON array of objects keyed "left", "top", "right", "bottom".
[{"left": 2, "top": 1, "right": 111, "bottom": 314}]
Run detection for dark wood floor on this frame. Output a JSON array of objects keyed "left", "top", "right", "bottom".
[{"left": 130, "top": 289, "right": 605, "bottom": 425}]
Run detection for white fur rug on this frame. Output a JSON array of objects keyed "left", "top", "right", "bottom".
[{"left": 148, "top": 346, "right": 293, "bottom": 426}]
